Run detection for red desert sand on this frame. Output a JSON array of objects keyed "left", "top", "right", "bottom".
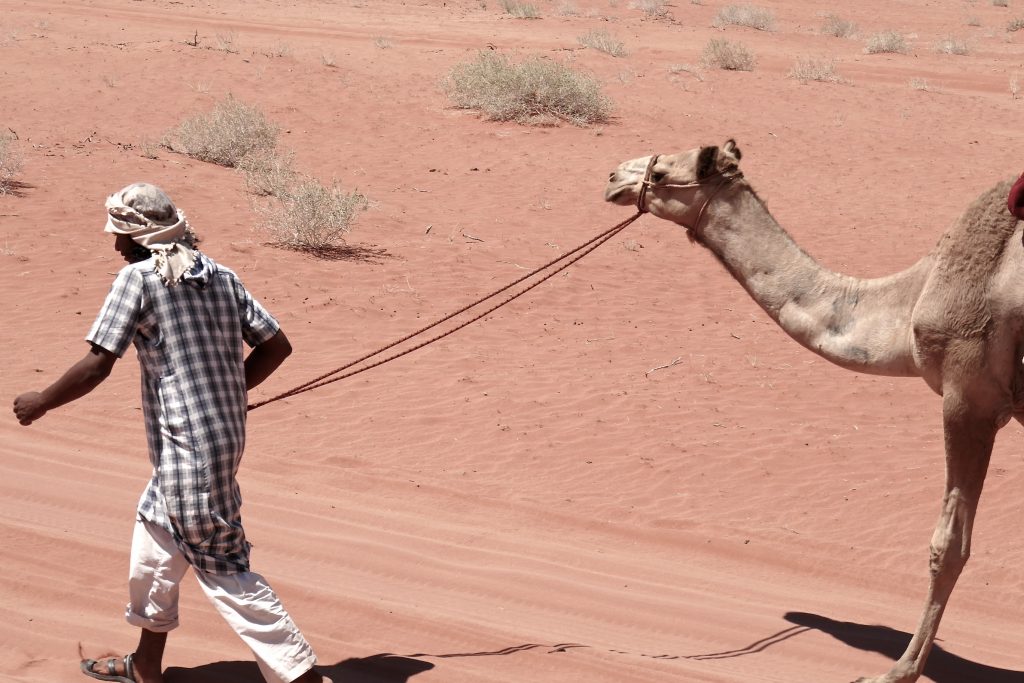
[{"left": 2, "top": 1, "right": 1023, "bottom": 681}]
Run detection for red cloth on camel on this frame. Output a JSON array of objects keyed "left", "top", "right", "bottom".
[{"left": 1009, "top": 171, "right": 1024, "bottom": 220}]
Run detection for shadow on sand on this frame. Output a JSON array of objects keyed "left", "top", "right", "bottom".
[
  {"left": 162, "top": 642, "right": 586, "bottom": 681},
  {"left": 785, "top": 611, "right": 1024, "bottom": 683},
  {"left": 165, "top": 654, "right": 433, "bottom": 683}
]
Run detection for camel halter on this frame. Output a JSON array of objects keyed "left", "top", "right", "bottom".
[{"left": 637, "top": 154, "right": 742, "bottom": 235}]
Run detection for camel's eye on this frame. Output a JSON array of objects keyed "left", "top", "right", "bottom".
[{"left": 650, "top": 172, "right": 666, "bottom": 183}]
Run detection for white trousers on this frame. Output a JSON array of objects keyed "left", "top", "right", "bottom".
[{"left": 125, "top": 517, "right": 318, "bottom": 683}]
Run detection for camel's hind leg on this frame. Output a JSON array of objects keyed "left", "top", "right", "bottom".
[{"left": 854, "top": 387, "right": 997, "bottom": 683}]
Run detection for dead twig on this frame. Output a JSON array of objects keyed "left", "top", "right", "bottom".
[{"left": 646, "top": 356, "right": 683, "bottom": 377}]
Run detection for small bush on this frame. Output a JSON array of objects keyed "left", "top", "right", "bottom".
[
  {"left": 502, "top": 0, "right": 539, "bottom": 17},
  {"left": 0, "top": 129, "right": 23, "bottom": 194},
  {"left": 788, "top": 56, "right": 843, "bottom": 83},
  {"left": 139, "top": 139, "right": 160, "bottom": 160},
  {"left": 443, "top": 51, "right": 612, "bottom": 126},
  {"left": 701, "top": 38, "right": 755, "bottom": 71},
  {"left": 262, "top": 41, "right": 293, "bottom": 58},
  {"left": 1008, "top": 17, "right": 1024, "bottom": 31},
  {"left": 713, "top": 4, "right": 775, "bottom": 31},
  {"left": 164, "top": 95, "right": 278, "bottom": 167},
  {"left": 258, "top": 178, "right": 368, "bottom": 252},
  {"left": 934, "top": 35, "right": 969, "bottom": 54},
  {"left": 821, "top": 14, "right": 856, "bottom": 38},
  {"left": 993, "top": 0, "right": 1008, "bottom": 7},
  {"left": 557, "top": 1, "right": 580, "bottom": 16},
  {"left": 215, "top": 31, "right": 238, "bottom": 53},
  {"left": 630, "top": 0, "right": 670, "bottom": 20},
  {"left": 577, "top": 29, "right": 628, "bottom": 56},
  {"left": 865, "top": 30, "right": 908, "bottom": 54},
  {"left": 669, "top": 63, "right": 705, "bottom": 81},
  {"left": 239, "top": 149, "right": 298, "bottom": 197}
]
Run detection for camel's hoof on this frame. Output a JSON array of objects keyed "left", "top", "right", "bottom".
[{"left": 851, "top": 675, "right": 915, "bottom": 683}]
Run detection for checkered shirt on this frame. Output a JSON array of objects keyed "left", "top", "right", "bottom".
[{"left": 87, "top": 252, "right": 280, "bottom": 574}]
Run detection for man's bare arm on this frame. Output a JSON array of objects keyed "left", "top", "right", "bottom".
[
  {"left": 13, "top": 344, "right": 118, "bottom": 425},
  {"left": 245, "top": 329, "right": 292, "bottom": 391}
]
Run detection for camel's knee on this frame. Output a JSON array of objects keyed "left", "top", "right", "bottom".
[{"left": 928, "top": 540, "right": 969, "bottom": 580}]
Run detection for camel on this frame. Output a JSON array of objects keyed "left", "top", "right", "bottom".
[{"left": 604, "top": 139, "right": 1022, "bottom": 683}]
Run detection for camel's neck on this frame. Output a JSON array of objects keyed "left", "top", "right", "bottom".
[{"left": 696, "top": 184, "right": 930, "bottom": 376}]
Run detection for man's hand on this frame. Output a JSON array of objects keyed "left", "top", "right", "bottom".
[
  {"left": 12, "top": 345, "right": 117, "bottom": 426},
  {"left": 13, "top": 391, "right": 48, "bottom": 425}
]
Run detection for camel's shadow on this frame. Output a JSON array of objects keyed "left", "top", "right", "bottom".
[
  {"left": 785, "top": 612, "right": 1024, "bottom": 683},
  {"left": 164, "top": 654, "right": 433, "bottom": 683}
]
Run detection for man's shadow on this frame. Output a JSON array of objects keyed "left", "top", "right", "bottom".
[
  {"left": 164, "top": 654, "right": 434, "bottom": 683},
  {"left": 785, "top": 611, "right": 1024, "bottom": 683}
]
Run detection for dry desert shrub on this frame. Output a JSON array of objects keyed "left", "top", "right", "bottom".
[
  {"left": 139, "top": 138, "right": 160, "bottom": 160},
  {"left": 262, "top": 41, "right": 293, "bottom": 58},
  {"left": 164, "top": 95, "right": 278, "bottom": 168},
  {"left": 993, "top": 0, "right": 1009, "bottom": 6},
  {"left": 934, "top": 35, "right": 969, "bottom": 54},
  {"left": 238, "top": 148, "right": 298, "bottom": 198},
  {"left": 701, "top": 38, "right": 755, "bottom": 71},
  {"left": 557, "top": 1, "right": 580, "bottom": 16},
  {"left": 443, "top": 51, "right": 612, "bottom": 126},
  {"left": 713, "top": 4, "right": 775, "bottom": 30},
  {"left": 820, "top": 14, "right": 857, "bottom": 37},
  {"left": 788, "top": 56, "right": 843, "bottom": 83},
  {"left": 501, "top": 0, "right": 540, "bottom": 18},
  {"left": 1008, "top": 17, "right": 1024, "bottom": 31},
  {"left": 630, "top": 0, "right": 670, "bottom": 20},
  {"left": 256, "top": 177, "right": 368, "bottom": 253},
  {"left": 669, "top": 63, "right": 705, "bottom": 81},
  {"left": 0, "top": 129, "right": 23, "bottom": 194},
  {"left": 215, "top": 31, "right": 239, "bottom": 54},
  {"left": 865, "top": 30, "right": 908, "bottom": 53},
  {"left": 577, "top": 29, "right": 628, "bottom": 56}
]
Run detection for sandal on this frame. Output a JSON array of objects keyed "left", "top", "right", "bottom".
[{"left": 80, "top": 653, "right": 136, "bottom": 682}]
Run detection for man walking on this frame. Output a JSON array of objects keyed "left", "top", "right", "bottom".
[{"left": 13, "top": 183, "right": 327, "bottom": 683}]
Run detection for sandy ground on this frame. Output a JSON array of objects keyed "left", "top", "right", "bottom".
[{"left": 2, "top": 0, "right": 1024, "bottom": 681}]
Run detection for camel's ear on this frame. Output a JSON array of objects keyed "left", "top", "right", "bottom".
[
  {"left": 722, "top": 138, "right": 741, "bottom": 161},
  {"left": 696, "top": 145, "right": 718, "bottom": 180}
]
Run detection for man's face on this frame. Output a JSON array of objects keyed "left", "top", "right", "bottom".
[{"left": 113, "top": 233, "right": 145, "bottom": 263}]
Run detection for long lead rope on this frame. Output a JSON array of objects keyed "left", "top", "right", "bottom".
[{"left": 248, "top": 210, "right": 644, "bottom": 411}]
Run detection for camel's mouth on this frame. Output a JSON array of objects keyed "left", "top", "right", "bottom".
[
  {"left": 604, "top": 173, "right": 642, "bottom": 206},
  {"left": 604, "top": 157, "right": 650, "bottom": 207},
  {"left": 604, "top": 183, "right": 636, "bottom": 205}
]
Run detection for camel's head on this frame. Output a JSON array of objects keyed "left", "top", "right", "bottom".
[{"left": 604, "top": 139, "right": 743, "bottom": 231}]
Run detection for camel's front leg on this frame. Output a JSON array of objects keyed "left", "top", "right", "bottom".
[{"left": 854, "top": 389, "right": 997, "bottom": 683}]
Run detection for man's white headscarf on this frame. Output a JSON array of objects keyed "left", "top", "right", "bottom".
[{"left": 105, "top": 183, "right": 198, "bottom": 286}]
